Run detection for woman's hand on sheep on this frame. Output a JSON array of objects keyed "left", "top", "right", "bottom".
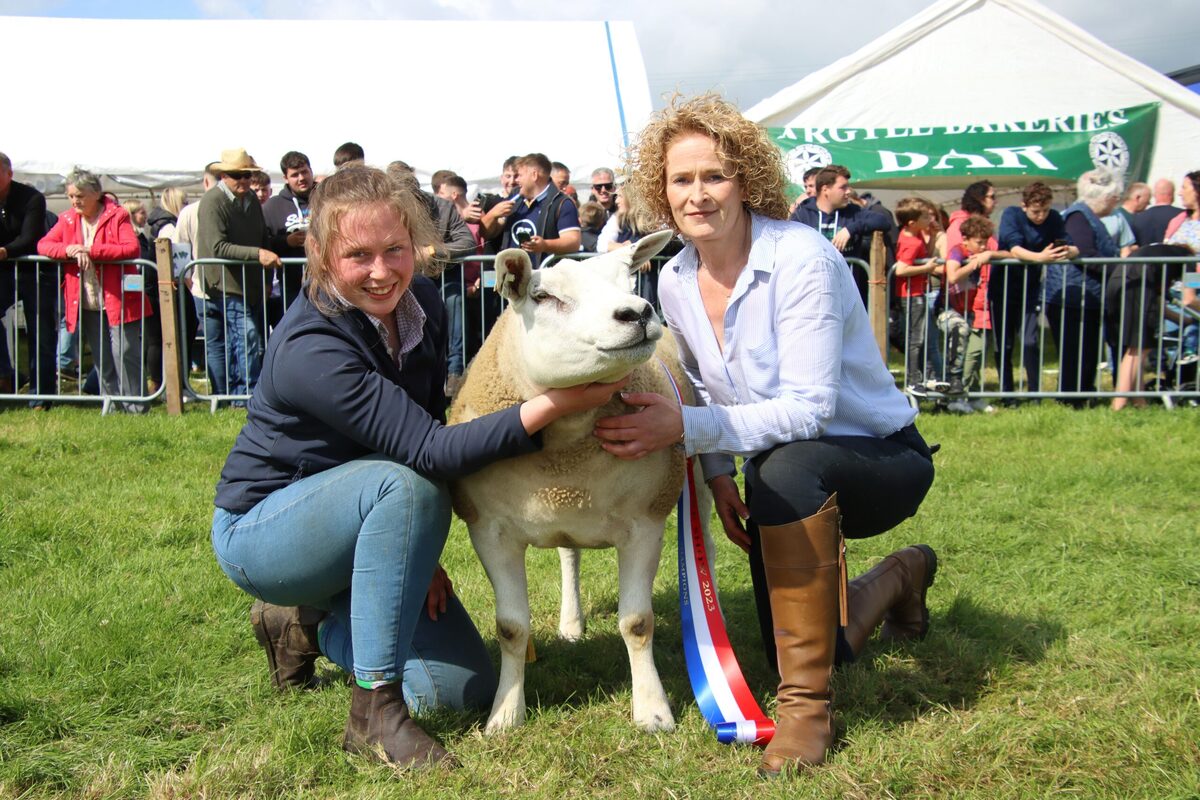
[
  {"left": 593, "top": 392, "right": 683, "bottom": 460},
  {"left": 708, "top": 475, "right": 751, "bottom": 553},
  {"left": 520, "top": 376, "right": 632, "bottom": 433},
  {"left": 425, "top": 564, "right": 454, "bottom": 621}
]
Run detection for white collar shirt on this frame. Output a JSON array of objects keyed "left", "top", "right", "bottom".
[
  {"left": 659, "top": 214, "right": 916, "bottom": 475},
  {"left": 218, "top": 180, "right": 253, "bottom": 212}
]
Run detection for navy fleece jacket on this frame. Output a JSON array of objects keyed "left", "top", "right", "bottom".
[{"left": 214, "top": 276, "right": 538, "bottom": 513}]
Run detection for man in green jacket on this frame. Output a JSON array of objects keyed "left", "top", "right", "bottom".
[{"left": 196, "top": 148, "right": 281, "bottom": 404}]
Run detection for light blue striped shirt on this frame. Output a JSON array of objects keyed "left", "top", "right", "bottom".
[{"left": 661, "top": 215, "right": 916, "bottom": 478}]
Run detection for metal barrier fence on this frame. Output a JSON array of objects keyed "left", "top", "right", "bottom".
[
  {"left": 181, "top": 253, "right": 667, "bottom": 411},
  {"left": 891, "top": 254, "right": 1200, "bottom": 409},
  {"left": 181, "top": 257, "right": 307, "bottom": 411},
  {"left": 2, "top": 256, "right": 163, "bottom": 413},
  {"left": 5, "top": 248, "right": 1198, "bottom": 412}
]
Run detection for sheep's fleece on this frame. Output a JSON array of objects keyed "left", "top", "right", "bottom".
[{"left": 448, "top": 230, "right": 713, "bottom": 734}]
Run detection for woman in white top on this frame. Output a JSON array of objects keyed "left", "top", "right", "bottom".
[{"left": 594, "top": 94, "right": 937, "bottom": 775}]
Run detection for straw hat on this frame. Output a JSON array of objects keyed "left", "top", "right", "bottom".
[{"left": 213, "top": 148, "right": 262, "bottom": 173}]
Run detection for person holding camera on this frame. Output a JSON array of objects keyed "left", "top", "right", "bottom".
[
  {"left": 481, "top": 152, "right": 579, "bottom": 268},
  {"left": 993, "top": 181, "right": 1078, "bottom": 396}
]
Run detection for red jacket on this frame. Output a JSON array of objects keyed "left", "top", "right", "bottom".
[{"left": 38, "top": 197, "right": 150, "bottom": 332}]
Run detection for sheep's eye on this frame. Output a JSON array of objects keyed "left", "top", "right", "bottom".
[{"left": 529, "top": 289, "right": 572, "bottom": 313}]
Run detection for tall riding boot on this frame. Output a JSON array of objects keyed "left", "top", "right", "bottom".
[
  {"left": 250, "top": 601, "right": 325, "bottom": 691},
  {"left": 841, "top": 545, "right": 938, "bottom": 657},
  {"left": 343, "top": 681, "right": 452, "bottom": 769},
  {"left": 758, "top": 494, "right": 843, "bottom": 776}
]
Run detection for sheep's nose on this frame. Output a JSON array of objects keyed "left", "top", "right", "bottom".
[{"left": 614, "top": 302, "right": 653, "bottom": 326}]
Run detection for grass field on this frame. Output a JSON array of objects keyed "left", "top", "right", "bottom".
[{"left": 0, "top": 403, "right": 1197, "bottom": 799}]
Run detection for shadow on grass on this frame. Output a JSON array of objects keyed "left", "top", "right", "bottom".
[
  {"left": 500, "top": 587, "right": 1064, "bottom": 736},
  {"left": 836, "top": 593, "right": 1066, "bottom": 730}
]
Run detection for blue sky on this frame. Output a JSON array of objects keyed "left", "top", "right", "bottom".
[
  {"left": 4, "top": 0, "right": 209, "bottom": 16},
  {"left": 3, "top": 0, "right": 1197, "bottom": 109}
]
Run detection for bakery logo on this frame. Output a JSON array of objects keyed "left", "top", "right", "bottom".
[
  {"left": 1089, "top": 132, "right": 1129, "bottom": 173},
  {"left": 785, "top": 144, "right": 832, "bottom": 184}
]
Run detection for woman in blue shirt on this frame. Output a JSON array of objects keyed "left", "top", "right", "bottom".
[{"left": 594, "top": 94, "right": 937, "bottom": 775}]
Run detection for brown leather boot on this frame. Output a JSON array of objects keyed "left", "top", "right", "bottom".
[
  {"left": 250, "top": 601, "right": 325, "bottom": 691},
  {"left": 343, "top": 682, "right": 452, "bottom": 769},
  {"left": 842, "top": 545, "right": 938, "bottom": 655},
  {"left": 757, "top": 494, "right": 842, "bottom": 776}
]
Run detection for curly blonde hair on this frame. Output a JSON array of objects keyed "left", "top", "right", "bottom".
[
  {"left": 304, "top": 165, "right": 438, "bottom": 315},
  {"left": 625, "top": 93, "right": 790, "bottom": 232}
]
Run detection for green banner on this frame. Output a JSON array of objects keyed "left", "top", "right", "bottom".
[{"left": 768, "top": 102, "right": 1159, "bottom": 191}]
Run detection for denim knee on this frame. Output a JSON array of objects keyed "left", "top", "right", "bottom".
[
  {"left": 402, "top": 596, "right": 497, "bottom": 714},
  {"left": 367, "top": 458, "right": 451, "bottom": 540}
]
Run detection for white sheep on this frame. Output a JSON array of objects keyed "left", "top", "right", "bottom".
[{"left": 448, "top": 231, "right": 712, "bottom": 734}]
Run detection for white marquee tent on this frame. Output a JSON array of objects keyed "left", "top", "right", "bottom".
[
  {"left": 1, "top": 16, "right": 652, "bottom": 194},
  {"left": 744, "top": 0, "right": 1200, "bottom": 190}
]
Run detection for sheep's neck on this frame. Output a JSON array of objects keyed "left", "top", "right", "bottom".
[{"left": 539, "top": 406, "right": 605, "bottom": 450}]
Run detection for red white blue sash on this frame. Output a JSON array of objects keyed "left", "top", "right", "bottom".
[{"left": 658, "top": 360, "right": 774, "bottom": 746}]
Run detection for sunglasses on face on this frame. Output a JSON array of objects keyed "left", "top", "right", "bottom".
[
  {"left": 226, "top": 171, "right": 253, "bottom": 180},
  {"left": 592, "top": 183, "right": 614, "bottom": 191}
]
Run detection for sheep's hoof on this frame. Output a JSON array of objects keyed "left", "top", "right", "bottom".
[
  {"left": 484, "top": 708, "right": 525, "bottom": 735},
  {"left": 558, "top": 620, "right": 584, "bottom": 642},
  {"left": 634, "top": 710, "right": 675, "bottom": 733}
]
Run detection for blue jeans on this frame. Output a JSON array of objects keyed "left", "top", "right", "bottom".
[
  {"left": 210, "top": 455, "right": 496, "bottom": 711},
  {"left": 57, "top": 315, "right": 78, "bottom": 370},
  {"left": 203, "top": 291, "right": 263, "bottom": 400},
  {"left": 924, "top": 289, "right": 945, "bottom": 380}
]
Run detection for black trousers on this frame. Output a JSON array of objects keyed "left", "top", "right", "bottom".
[
  {"left": 0, "top": 264, "right": 58, "bottom": 402},
  {"left": 1046, "top": 302, "right": 1104, "bottom": 398},
  {"left": 742, "top": 425, "right": 936, "bottom": 669},
  {"left": 988, "top": 268, "right": 1042, "bottom": 393}
]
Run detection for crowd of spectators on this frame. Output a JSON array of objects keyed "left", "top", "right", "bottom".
[
  {"left": 1, "top": 145, "right": 1198, "bottom": 412},
  {"left": 884, "top": 171, "right": 1199, "bottom": 412}
]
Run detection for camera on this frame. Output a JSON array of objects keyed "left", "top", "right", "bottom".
[{"left": 513, "top": 229, "right": 533, "bottom": 245}]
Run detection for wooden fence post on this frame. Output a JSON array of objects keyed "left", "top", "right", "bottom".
[
  {"left": 869, "top": 231, "right": 888, "bottom": 361},
  {"left": 155, "top": 238, "right": 183, "bottom": 415}
]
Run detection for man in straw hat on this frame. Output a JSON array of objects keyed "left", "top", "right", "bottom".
[{"left": 196, "top": 148, "right": 281, "bottom": 404}]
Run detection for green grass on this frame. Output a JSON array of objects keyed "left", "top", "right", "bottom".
[{"left": 0, "top": 404, "right": 1197, "bottom": 799}]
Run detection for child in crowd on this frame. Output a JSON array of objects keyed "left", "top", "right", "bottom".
[
  {"left": 942, "top": 216, "right": 1007, "bottom": 411},
  {"left": 578, "top": 201, "right": 607, "bottom": 253},
  {"left": 249, "top": 171, "right": 272, "bottom": 205},
  {"left": 920, "top": 200, "right": 950, "bottom": 391},
  {"left": 893, "top": 198, "right": 938, "bottom": 395},
  {"left": 966, "top": 263, "right": 995, "bottom": 412}
]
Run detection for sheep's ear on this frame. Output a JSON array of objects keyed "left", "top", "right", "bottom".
[
  {"left": 626, "top": 230, "right": 676, "bottom": 273},
  {"left": 496, "top": 248, "right": 533, "bottom": 302}
]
